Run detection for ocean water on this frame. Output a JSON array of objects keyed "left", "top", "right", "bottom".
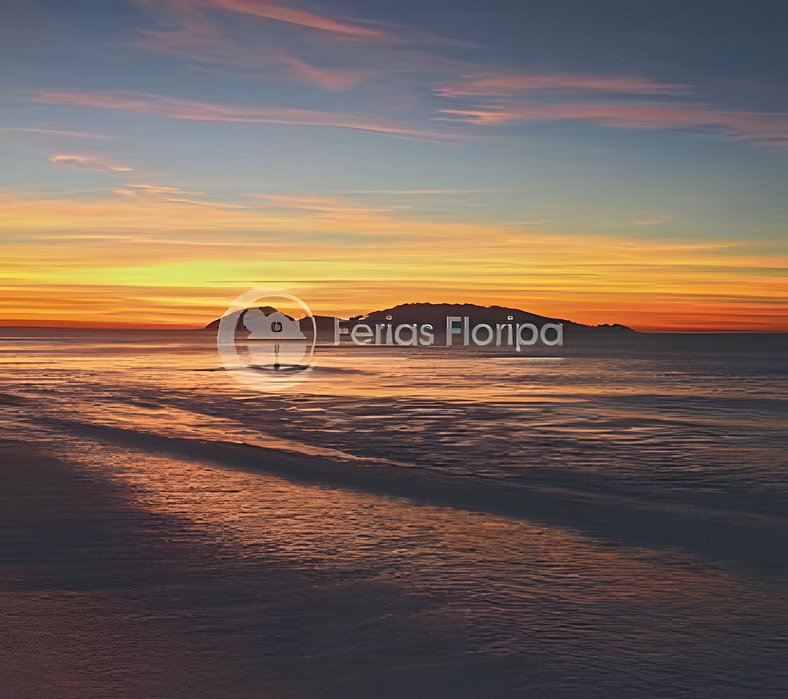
[{"left": 1, "top": 328, "right": 787, "bottom": 696}]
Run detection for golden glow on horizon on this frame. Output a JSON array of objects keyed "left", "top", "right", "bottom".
[
  {"left": 2, "top": 0, "right": 787, "bottom": 334},
  {"left": 1, "top": 189, "right": 786, "bottom": 331}
]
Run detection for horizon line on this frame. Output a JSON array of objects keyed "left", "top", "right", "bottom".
[{"left": 2, "top": 320, "right": 786, "bottom": 334}]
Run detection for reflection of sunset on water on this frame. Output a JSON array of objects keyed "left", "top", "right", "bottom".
[
  {"left": 1, "top": 325, "right": 786, "bottom": 694},
  {"left": 63, "top": 441, "right": 782, "bottom": 665}
]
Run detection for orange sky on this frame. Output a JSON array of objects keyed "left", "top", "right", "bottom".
[
  {"left": 1, "top": 188, "right": 786, "bottom": 331},
  {"left": 2, "top": 1, "right": 787, "bottom": 331}
]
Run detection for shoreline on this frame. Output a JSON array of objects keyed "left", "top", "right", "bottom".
[
  {"left": 0, "top": 438, "right": 528, "bottom": 697},
  {"left": 36, "top": 417, "right": 788, "bottom": 582}
]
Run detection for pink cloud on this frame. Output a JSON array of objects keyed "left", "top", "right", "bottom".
[
  {"left": 138, "top": 1, "right": 469, "bottom": 91},
  {"left": 438, "top": 103, "right": 788, "bottom": 149},
  {"left": 434, "top": 71, "right": 788, "bottom": 150},
  {"left": 115, "top": 183, "right": 197, "bottom": 196},
  {"left": 37, "top": 90, "right": 454, "bottom": 141},
  {"left": 436, "top": 73, "right": 683, "bottom": 97},
  {"left": 203, "top": 0, "right": 386, "bottom": 38},
  {"left": 141, "top": 3, "right": 366, "bottom": 90},
  {"left": 256, "top": 46, "right": 363, "bottom": 90},
  {"left": 0, "top": 127, "right": 107, "bottom": 139},
  {"left": 112, "top": 183, "right": 249, "bottom": 209},
  {"left": 48, "top": 154, "right": 132, "bottom": 172}
]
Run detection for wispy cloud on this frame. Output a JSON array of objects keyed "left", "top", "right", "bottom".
[
  {"left": 140, "top": 2, "right": 367, "bottom": 90},
  {"left": 48, "top": 154, "right": 133, "bottom": 172},
  {"left": 634, "top": 213, "right": 673, "bottom": 226},
  {"left": 38, "top": 90, "right": 456, "bottom": 141},
  {"left": 343, "top": 188, "right": 500, "bottom": 195},
  {"left": 261, "top": 46, "right": 364, "bottom": 90},
  {"left": 117, "top": 183, "right": 196, "bottom": 195},
  {"left": 434, "top": 70, "right": 788, "bottom": 150},
  {"left": 256, "top": 193, "right": 382, "bottom": 209},
  {"left": 114, "top": 182, "right": 250, "bottom": 209},
  {"left": 435, "top": 73, "right": 683, "bottom": 97},
  {"left": 0, "top": 127, "right": 107, "bottom": 139},
  {"left": 137, "top": 0, "right": 467, "bottom": 91},
  {"left": 438, "top": 103, "right": 788, "bottom": 150},
  {"left": 202, "top": 0, "right": 386, "bottom": 38},
  {"left": 254, "top": 193, "right": 397, "bottom": 218}
]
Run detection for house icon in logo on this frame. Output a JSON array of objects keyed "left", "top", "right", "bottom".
[{"left": 242, "top": 308, "right": 306, "bottom": 341}]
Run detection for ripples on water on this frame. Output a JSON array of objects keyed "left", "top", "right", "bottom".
[{"left": 1, "top": 329, "right": 787, "bottom": 696}]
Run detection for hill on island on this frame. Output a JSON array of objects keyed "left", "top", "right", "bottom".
[
  {"left": 350, "top": 303, "right": 632, "bottom": 332},
  {"left": 205, "top": 302, "right": 634, "bottom": 340}
]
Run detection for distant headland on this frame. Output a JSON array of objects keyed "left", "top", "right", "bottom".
[{"left": 205, "top": 302, "right": 635, "bottom": 345}]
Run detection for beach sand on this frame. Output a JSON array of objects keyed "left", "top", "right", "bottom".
[
  {"left": 0, "top": 438, "right": 537, "bottom": 697},
  {"left": 3, "top": 428, "right": 787, "bottom": 697}
]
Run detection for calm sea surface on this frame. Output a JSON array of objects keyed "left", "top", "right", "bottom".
[{"left": 1, "top": 329, "right": 786, "bottom": 696}]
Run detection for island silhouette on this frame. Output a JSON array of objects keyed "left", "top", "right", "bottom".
[{"left": 206, "top": 302, "right": 634, "bottom": 342}]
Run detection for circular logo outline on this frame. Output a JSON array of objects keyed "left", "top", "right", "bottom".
[{"left": 216, "top": 289, "right": 317, "bottom": 391}]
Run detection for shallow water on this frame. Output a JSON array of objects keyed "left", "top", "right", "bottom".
[{"left": 1, "top": 329, "right": 787, "bottom": 696}]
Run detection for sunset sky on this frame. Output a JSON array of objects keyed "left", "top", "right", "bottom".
[{"left": 1, "top": 0, "right": 786, "bottom": 330}]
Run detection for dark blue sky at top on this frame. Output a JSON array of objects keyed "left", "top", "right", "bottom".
[
  {"left": 5, "top": 0, "right": 787, "bottom": 94},
  {"left": 1, "top": 0, "right": 786, "bottom": 243}
]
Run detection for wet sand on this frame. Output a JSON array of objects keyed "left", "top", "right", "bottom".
[
  {"left": 3, "top": 432, "right": 787, "bottom": 697},
  {"left": 43, "top": 416, "right": 788, "bottom": 581},
  {"left": 0, "top": 439, "right": 536, "bottom": 697}
]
